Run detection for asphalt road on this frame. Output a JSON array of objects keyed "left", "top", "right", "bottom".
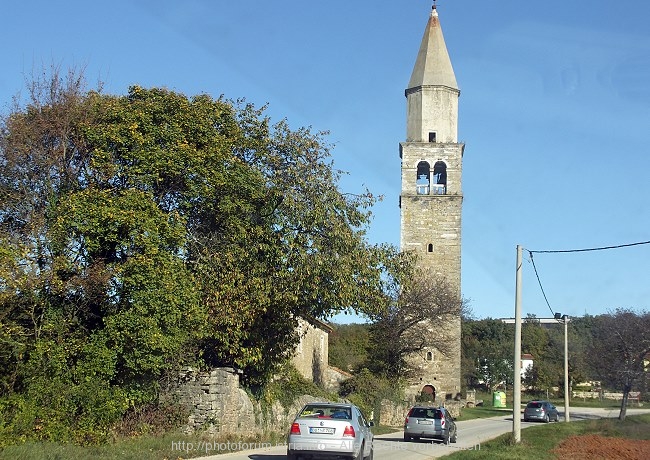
[{"left": 189, "top": 407, "right": 650, "bottom": 460}]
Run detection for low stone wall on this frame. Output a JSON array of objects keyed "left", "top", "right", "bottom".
[
  {"left": 171, "top": 367, "right": 256, "bottom": 435},
  {"left": 379, "top": 399, "right": 411, "bottom": 427},
  {"left": 169, "top": 367, "right": 466, "bottom": 434},
  {"left": 323, "top": 366, "right": 352, "bottom": 392},
  {"left": 170, "top": 367, "right": 327, "bottom": 436},
  {"left": 379, "top": 398, "right": 463, "bottom": 427}
]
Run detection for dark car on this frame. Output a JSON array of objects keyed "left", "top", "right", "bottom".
[
  {"left": 523, "top": 400, "right": 559, "bottom": 423},
  {"left": 403, "top": 406, "right": 457, "bottom": 444}
]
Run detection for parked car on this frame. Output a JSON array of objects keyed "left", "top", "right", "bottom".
[
  {"left": 287, "top": 402, "right": 374, "bottom": 460},
  {"left": 523, "top": 400, "right": 559, "bottom": 423},
  {"left": 403, "top": 406, "right": 457, "bottom": 444}
]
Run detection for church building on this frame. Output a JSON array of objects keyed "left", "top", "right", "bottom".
[{"left": 400, "top": 4, "right": 463, "bottom": 401}]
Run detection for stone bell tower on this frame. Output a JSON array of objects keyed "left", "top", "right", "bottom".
[{"left": 399, "top": 4, "right": 463, "bottom": 401}]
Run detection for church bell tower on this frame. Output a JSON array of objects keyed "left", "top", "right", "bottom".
[{"left": 400, "top": 4, "right": 463, "bottom": 400}]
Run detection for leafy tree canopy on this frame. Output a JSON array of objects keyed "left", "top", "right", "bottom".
[
  {"left": 588, "top": 308, "right": 650, "bottom": 420},
  {"left": 0, "top": 69, "right": 397, "bottom": 443},
  {"left": 366, "top": 257, "right": 468, "bottom": 379}
]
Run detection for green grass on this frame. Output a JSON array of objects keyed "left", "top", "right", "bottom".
[
  {"left": 440, "top": 413, "right": 650, "bottom": 459},
  {"left": 371, "top": 425, "right": 400, "bottom": 436},
  {"left": 457, "top": 407, "right": 512, "bottom": 420},
  {"left": 456, "top": 392, "right": 628, "bottom": 422},
  {"left": 0, "top": 431, "right": 286, "bottom": 460}
]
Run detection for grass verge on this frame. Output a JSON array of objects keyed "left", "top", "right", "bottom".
[
  {"left": 0, "top": 431, "right": 286, "bottom": 460},
  {"left": 440, "top": 413, "right": 650, "bottom": 459}
]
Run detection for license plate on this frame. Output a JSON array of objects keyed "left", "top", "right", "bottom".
[
  {"left": 418, "top": 420, "right": 433, "bottom": 425},
  {"left": 309, "top": 427, "right": 335, "bottom": 434}
]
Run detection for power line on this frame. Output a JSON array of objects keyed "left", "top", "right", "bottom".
[
  {"left": 528, "top": 240, "right": 650, "bottom": 254},
  {"left": 524, "top": 239, "right": 650, "bottom": 319},
  {"left": 525, "top": 250, "right": 556, "bottom": 318}
]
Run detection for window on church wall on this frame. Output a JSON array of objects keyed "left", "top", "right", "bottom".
[
  {"left": 432, "top": 161, "right": 447, "bottom": 195},
  {"left": 428, "top": 132, "right": 437, "bottom": 143},
  {"left": 427, "top": 243, "right": 434, "bottom": 253},
  {"left": 416, "top": 161, "right": 431, "bottom": 195},
  {"left": 426, "top": 351, "right": 433, "bottom": 361}
]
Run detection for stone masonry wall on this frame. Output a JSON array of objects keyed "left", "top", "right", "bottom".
[
  {"left": 171, "top": 367, "right": 327, "bottom": 436},
  {"left": 399, "top": 142, "right": 463, "bottom": 404},
  {"left": 379, "top": 398, "right": 462, "bottom": 427},
  {"left": 291, "top": 318, "right": 328, "bottom": 385}
]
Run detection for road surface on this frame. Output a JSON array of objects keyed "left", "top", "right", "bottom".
[{"left": 187, "top": 407, "right": 650, "bottom": 460}]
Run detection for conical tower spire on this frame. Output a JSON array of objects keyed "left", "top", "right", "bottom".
[
  {"left": 408, "top": 4, "right": 458, "bottom": 91},
  {"left": 405, "top": 5, "right": 460, "bottom": 143}
]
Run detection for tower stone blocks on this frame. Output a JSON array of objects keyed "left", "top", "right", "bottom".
[{"left": 399, "top": 6, "right": 463, "bottom": 402}]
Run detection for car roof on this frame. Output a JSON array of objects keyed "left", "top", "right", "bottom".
[{"left": 304, "top": 402, "right": 353, "bottom": 407}]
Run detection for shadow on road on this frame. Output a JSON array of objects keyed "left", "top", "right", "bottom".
[
  {"left": 248, "top": 455, "right": 285, "bottom": 459},
  {"left": 561, "top": 412, "right": 606, "bottom": 421},
  {"left": 376, "top": 436, "right": 412, "bottom": 443}
]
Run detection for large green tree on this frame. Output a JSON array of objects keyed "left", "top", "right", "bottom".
[
  {"left": 0, "top": 70, "right": 395, "bottom": 443},
  {"left": 366, "top": 259, "right": 468, "bottom": 379},
  {"left": 589, "top": 308, "right": 650, "bottom": 420}
]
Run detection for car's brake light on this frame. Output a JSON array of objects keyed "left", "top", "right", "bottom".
[
  {"left": 440, "top": 414, "right": 446, "bottom": 427},
  {"left": 290, "top": 423, "right": 301, "bottom": 435},
  {"left": 405, "top": 408, "right": 414, "bottom": 424},
  {"left": 343, "top": 425, "right": 355, "bottom": 437}
]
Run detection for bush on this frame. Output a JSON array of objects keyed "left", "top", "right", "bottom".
[
  {"left": 0, "top": 376, "right": 129, "bottom": 446},
  {"left": 112, "top": 400, "right": 190, "bottom": 438},
  {"left": 253, "top": 363, "right": 334, "bottom": 414},
  {"left": 339, "top": 369, "right": 403, "bottom": 419}
]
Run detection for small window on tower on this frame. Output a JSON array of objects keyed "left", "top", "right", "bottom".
[
  {"left": 429, "top": 132, "right": 437, "bottom": 143},
  {"left": 428, "top": 243, "right": 434, "bottom": 253},
  {"left": 426, "top": 351, "right": 433, "bottom": 361}
]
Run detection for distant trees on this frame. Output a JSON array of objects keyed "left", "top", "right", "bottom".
[
  {"left": 588, "top": 308, "right": 650, "bottom": 420},
  {"left": 462, "top": 315, "right": 599, "bottom": 394},
  {"left": 462, "top": 318, "right": 513, "bottom": 391},
  {"left": 328, "top": 323, "right": 371, "bottom": 373},
  {"left": 0, "top": 68, "right": 397, "bottom": 443},
  {"left": 520, "top": 316, "right": 563, "bottom": 394}
]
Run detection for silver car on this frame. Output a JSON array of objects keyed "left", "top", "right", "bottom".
[
  {"left": 403, "top": 406, "right": 458, "bottom": 444},
  {"left": 287, "top": 402, "right": 374, "bottom": 460},
  {"left": 523, "top": 400, "right": 559, "bottom": 423}
]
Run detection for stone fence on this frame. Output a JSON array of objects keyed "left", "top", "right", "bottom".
[
  {"left": 168, "top": 367, "right": 471, "bottom": 435},
  {"left": 169, "top": 367, "right": 325, "bottom": 436},
  {"left": 379, "top": 398, "right": 463, "bottom": 427}
]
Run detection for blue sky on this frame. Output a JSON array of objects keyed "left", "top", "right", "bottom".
[{"left": 2, "top": 1, "right": 649, "bottom": 321}]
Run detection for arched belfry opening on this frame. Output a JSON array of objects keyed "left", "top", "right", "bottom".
[
  {"left": 432, "top": 161, "right": 447, "bottom": 194},
  {"left": 416, "top": 161, "right": 431, "bottom": 195}
]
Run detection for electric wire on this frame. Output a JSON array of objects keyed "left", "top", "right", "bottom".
[
  {"left": 525, "top": 250, "right": 557, "bottom": 319},
  {"left": 528, "top": 240, "right": 650, "bottom": 254},
  {"left": 523, "top": 239, "right": 650, "bottom": 321}
]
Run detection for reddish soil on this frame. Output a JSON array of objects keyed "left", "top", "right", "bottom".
[{"left": 552, "top": 434, "right": 650, "bottom": 460}]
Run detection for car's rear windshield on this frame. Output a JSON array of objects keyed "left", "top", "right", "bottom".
[
  {"left": 299, "top": 405, "right": 351, "bottom": 420},
  {"left": 526, "top": 402, "right": 543, "bottom": 408},
  {"left": 410, "top": 408, "right": 442, "bottom": 419}
]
